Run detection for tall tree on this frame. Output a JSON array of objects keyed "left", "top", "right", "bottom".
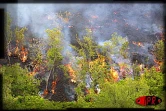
[
  {"left": 45, "top": 28, "right": 64, "bottom": 92},
  {"left": 5, "top": 13, "right": 13, "bottom": 63}
]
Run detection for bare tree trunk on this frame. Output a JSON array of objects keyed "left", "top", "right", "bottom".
[{"left": 46, "top": 67, "right": 54, "bottom": 90}]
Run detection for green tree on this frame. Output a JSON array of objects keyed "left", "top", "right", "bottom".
[
  {"left": 28, "top": 38, "right": 43, "bottom": 65},
  {"left": 83, "top": 78, "right": 150, "bottom": 108},
  {"left": 141, "top": 67, "right": 165, "bottom": 109},
  {"left": 153, "top": 40, "right": 164, "bottom": 72},
  {"left": 120, "top": 41, "right": 129, "bottom": 59},
  {"left": 46, "top": 28, "right": 63, "bottom": 68},
  {"left": 101, "top": 32, "right": 128, "bottom": 55},
  {"left": 45, "top": 28, "right": 64, "bottom": 91},
  {"left": 14, "top": 27, "right": 27, "bottom": 47},
  {"left": 153, "top": 40, "right": 164, "bottom": 62},
  {"left": 143, "top": 67, "right": 164, "bottom": 96},
  {"left": 1, "top": 63, "right": 40, "bottom": 109},
  {"left": 5, "top": 13, "right": 13, "bottom": 64},
  {"left": 5, "top": 13, "right": 13, "bottom": 48},
  {"left": 71, "top": 29, "right": 98, "bottom": 61}
]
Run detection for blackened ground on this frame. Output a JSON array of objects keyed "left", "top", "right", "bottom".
[
  {"left": 39, "top": 66, "right": 69, "bottom": 101},
  {"left": 50, "top": 79, "right": 68, "bottom": 102}
]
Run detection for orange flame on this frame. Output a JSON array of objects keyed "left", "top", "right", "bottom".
[
  {"left": 51, "top": 81, "right": 56, "bottom": 94},
  {"left": 20, "top": 46, "right": 28, "bottom": 62},
  {"left": 110, "top": 67, "right": 119, "bottom": 82},
  {"left": 65, "top": 63, "right": 76, "bottom": 83},
  {"left": 132, "top": 41, "right": 143, "bottom": 47},
  {"left": 43, "top": 89, "right": 48, "bottom": 96},
  {"left": 153, "top": 59, "right": 162, "bottom": 72}
]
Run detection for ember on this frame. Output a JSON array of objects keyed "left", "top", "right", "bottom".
[
  {"left": 43, "top": 89, "right": 48, "bottom": 96},
  {"left": 132, "top": 41, "right": 143, "bottom": 47},
  {"left": 65, "top": 63, "right": 76, "bottom": 83},
  {"left": 51, "top": 81, "right": 57, "bottom": 94},
  {"left": 19, "top": 46, "right": 28, "bottom": 62}
]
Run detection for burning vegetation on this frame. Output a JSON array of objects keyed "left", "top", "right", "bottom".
[
  {"left": 65, "top": 63, "right": 76, "bottom": 83},
  {"left": 132, "top": 41, "right": 144, "bottom": 47},
  {"left": 1, "top": 4, "right": 165, "bottom": 110}
]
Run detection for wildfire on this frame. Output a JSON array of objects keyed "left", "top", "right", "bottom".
[
  {"left": 51, "top": 80, "right": 57, "bottom": 94},
  {"left": 132, "top": 41, "right": 143, "bottom": 47},
  {"left": 43, "top": 89, "right": 48, "bottom": 96},
  {"left": 19, "top": 46, "right": 28, "bottom": 62},
  {"left": 110, "top": 67, "right": 119, "bottom": 82},
  {"left": 65, "top": 63, "right": 76, "bottom": 83}
]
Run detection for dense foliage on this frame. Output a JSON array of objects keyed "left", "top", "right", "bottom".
[{"left": 1, "top": 64, "right": 165, "bottom": 109}]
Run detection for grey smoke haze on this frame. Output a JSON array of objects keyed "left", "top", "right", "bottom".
[
  {"left": 6, "top": 3, "right": 164, "bottom": 38},
  {"left": 5, "top": 3, "right": 164, "bottom": 58}
]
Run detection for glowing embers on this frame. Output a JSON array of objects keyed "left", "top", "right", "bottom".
[
  {"left": 43, "top": 89, "right": 49, "bottom": 96},
  {"left": 19, "top": 46, "right": 28, "bottom": 62},
  {"left": 51, "top": 78, "right": 58, "bottom": 94},
  {"left": 65, "top": 63, "right": 76, "bottom": 83},
  {"left": 132, "top": 41, "right": 143, "bottom": 47},
  {"left": 9, "top": 43, "right": 29, "bottom": 63}
]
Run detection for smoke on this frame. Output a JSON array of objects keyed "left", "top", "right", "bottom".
[
  {"left": 6, "top": 3, "right": 163, "bottom": 38},
  {"left": 5, "top": 3, "right": 164, "bottom": 68},
  {"left": 6, "top": 3, "right": 164, "bottom": 48}
]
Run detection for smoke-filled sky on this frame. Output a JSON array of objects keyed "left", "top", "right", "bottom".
[
  {"left": 3, "top": 3, "right": 164, "bottom": 59},
  {"left": 5, "top": 3, "right": 164, "bottom": 41}
]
